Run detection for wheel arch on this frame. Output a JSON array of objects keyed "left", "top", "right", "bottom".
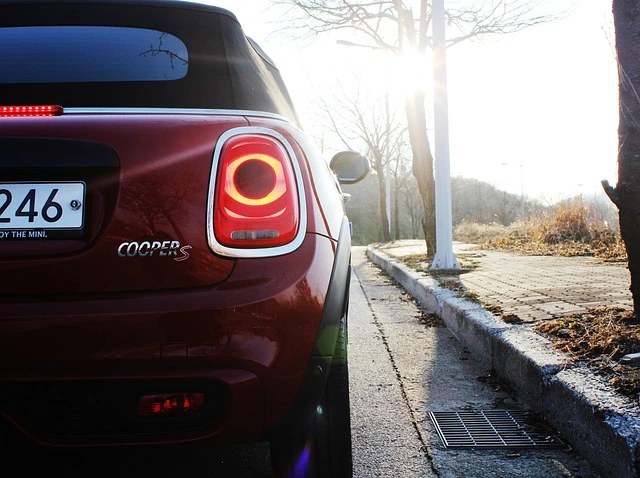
[{"left": 268, "top": 216, "right": 352, "bottom": 437}]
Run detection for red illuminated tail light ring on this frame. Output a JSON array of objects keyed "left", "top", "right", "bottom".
[
  {"left": 206, "top": 127, "right": 307, "bottom": 258},
  {"left": 225, "top": 153, "right": 287, "bottom": 206}
]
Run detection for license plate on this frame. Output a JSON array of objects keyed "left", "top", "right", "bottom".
[{"left": 0, "top": 182, "right": 85, "bottom": 230}]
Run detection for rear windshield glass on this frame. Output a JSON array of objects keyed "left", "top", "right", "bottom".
[{"left": 0, "top": 26, "right": 188, "bottom": 83}]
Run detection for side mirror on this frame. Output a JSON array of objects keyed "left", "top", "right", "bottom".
[{"left": 330, "top": 151, "right": 370, "bottom": 185}]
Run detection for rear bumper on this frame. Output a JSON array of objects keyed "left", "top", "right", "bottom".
[
  {"left": 0, "top": 233, "right": 339, "bottom": 446},
  {"left": 0, "top": 370, "right": 263, "bottom": 447}
]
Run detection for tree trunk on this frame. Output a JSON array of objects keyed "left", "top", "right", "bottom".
[
  {"left": 405, "top": 89, "right": 436, "bottom": 257},
  {"left": 609, "top": 1, "right": 640, "bottom": 315},
  {"left": 376, "top": 163, "right": 391, "bottom": 242}
]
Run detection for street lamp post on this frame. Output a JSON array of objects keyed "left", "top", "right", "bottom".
[{"left": 430, "top": 0, "right": 459, "bottom": 270}]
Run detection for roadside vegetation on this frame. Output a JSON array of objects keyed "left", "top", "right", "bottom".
[
  {"left": 454, "top": 197, "right": 626, "bottom": 262},
  {"left": 344, "top": 174, "right": 622, "bottom": 262},
  {"left": 534, "top": 307, "right": 640, "bottom": 398},
  {"left": 452, "top": 199, "right": 639, "bottom": 397}
]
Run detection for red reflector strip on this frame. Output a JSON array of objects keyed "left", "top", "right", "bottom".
[
  {"left": 0, "top": 105, "right": 63, "bottom": 117},
  {"left": 137, "top": 393, "right": 205, "bottom": 417}
]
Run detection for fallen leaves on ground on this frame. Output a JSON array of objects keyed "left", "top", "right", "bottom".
[
  {"left": 502, "top": 313, "right": 523, "bottom": 324},
  {"left": 533, "top": 307, "right": 640, "bottom": 398},
  {"left": 417, "top": 311, "right": 445, "bottom": 327}
]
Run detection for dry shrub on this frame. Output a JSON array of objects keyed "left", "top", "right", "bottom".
[
  {"left": 453, "top": 221, "right": 510, "bottom": 245},
  {"left": 535, "top": 200, "right": 591, "bottom": 244},
  {"left": 458, "top": 199, "right": 627, "bottom": 262}
]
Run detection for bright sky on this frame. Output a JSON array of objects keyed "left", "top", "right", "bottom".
[{"left": 203, "top": 0, "right": 618, "bottom": 203}]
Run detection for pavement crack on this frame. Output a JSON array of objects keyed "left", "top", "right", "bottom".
[{"left": 353, "top": 264, "right": 441, "bottom": 478}]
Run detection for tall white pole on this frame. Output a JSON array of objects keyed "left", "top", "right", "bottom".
[
  {"left": 520, "top": 164, "right": 525, "bottom": 221},
  {"left": 385, "top": 165, "right": 392, "bottom": 237},
  {"left": 384, "top": 66, "right": 392, "bottom": 240},
  {"left": 430, "top": 0, "right": 459, "bottom": 270}
]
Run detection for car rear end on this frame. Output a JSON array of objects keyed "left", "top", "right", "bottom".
[{"left": 0, "top": 0, "right": 351, "bottom": 451}]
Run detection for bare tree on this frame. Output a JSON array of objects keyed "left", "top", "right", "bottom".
[
  {"left": 401, "top": 174, "right": 423, "bottom": 238},
  {"left": 272, "top": 0, "right": 553, "bottom": 257},
  {"left": 319, "top": 82, "right": 408, "bottom": 242},
  {"left": 603, "top": 0, "right": 640, "bottom": 316},
  {"left": 451, "top": 176, "right": 525, "bottom": 225},
  {"left": 390, "top": 147, "right": 413, "bottom": 239}
]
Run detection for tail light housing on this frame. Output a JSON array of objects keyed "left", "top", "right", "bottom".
[{"left": 207, "top": 127, "right": 307, "bottom": 258}]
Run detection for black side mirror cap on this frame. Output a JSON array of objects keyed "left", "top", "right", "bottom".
[{"left": 330, "top": 151, "right": 370, "bottom": 185}]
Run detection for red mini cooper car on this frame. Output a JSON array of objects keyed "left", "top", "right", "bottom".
[{"left": 0, "top": 1, "right": 369, "bottom": 476}]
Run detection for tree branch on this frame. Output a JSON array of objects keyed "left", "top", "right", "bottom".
[{"left": 602, "top": 179, "right": 620, "bottom": 208}]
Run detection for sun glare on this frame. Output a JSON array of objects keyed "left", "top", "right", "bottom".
[
  {"left": 344, "top": 45, "right": 433, "bottom": 101},
  {"left": 392, "top": 47, "right": 432, "bottom": 95}
]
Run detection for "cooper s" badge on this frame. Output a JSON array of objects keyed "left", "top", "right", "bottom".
[{"left": 117, "top": 240, "right": 192, "bottom": 262}]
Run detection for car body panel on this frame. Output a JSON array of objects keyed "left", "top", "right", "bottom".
[
  {"left": 0, "top": 0, "right": 365, "bottom": 455},
  {"left": 0, "top": 232, "right": 336, "bottom": 445},
  {"left": 0, "top": 115, "right": 247, "bottom": 296}
]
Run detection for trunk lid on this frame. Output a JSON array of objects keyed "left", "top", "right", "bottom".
[{"left": 0, "top": 114, "right": 246, "bottom": 298}]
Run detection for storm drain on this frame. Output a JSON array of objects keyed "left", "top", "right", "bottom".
[{"left": 428, "top": 410, "right": 565, "bottom": 449}]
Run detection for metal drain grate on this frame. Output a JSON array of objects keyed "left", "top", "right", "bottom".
[{"left": 428, "top": 410, "right": 565, "bottom": 449}]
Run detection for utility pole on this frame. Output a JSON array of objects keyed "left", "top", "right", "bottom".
[
  {"left": 519, "top": 163, "right": 524, "bottom": 221},
  {"left": 430, "top": 0, "right": 459, "bottom": 270}
]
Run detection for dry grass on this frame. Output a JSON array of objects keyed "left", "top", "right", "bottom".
[
  {"left": 454, "top": 200, "right": 627, "bottom": 262},
  {"left": 397, "top": 253, "right": 431, "bottom": 273},
  {"left": 453, "top": 222, "right": 511, "bottom": 245},
  {"left": 534, "top": 307, "right": 640, "bottom": 398},
  {"left": 397, "top": 252, "right": 480, "bottom": 272}
]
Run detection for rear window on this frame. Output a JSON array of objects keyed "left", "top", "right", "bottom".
[{"left": 0, "top": 26, "right": 188, "bottom": 83}]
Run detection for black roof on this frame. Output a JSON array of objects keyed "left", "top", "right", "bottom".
[
  {"left": 0, "top": 0, "right": 236, "bottom": 17},
  {"left": 0, "top": 0, "right": 300, "bottom": 125}
]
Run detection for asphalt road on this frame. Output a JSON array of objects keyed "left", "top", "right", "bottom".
[{"left": 3, "top": 247, "right": 599, "bottom": 477}]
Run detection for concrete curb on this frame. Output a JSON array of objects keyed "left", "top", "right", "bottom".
[{"left": 367, "top": 245, "right": 640, "bottom": 478}]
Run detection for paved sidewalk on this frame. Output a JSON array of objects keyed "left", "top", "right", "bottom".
[
  {"left": 366, "top": 240, "right": 640, "bottom": 478},
  {"left": 378, "top": 240, "right": 633, "bottom": 323}
]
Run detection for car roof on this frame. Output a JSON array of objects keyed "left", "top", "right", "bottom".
[
  {"left": 0, "top": 0, "right": 301, "bottom": 125},
  {"left": 0, "top": 0, "right": 237, "bottom": 19}
]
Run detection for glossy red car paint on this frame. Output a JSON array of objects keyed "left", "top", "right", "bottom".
[
  {"left": 0, "top": 5, "right": 367, "bottom": 474},
  {"left": 0, "top": 113, "right": 344, "bottom": 445}
]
